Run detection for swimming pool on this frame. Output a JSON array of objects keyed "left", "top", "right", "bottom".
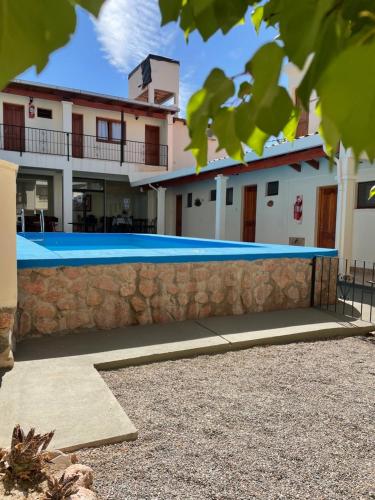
[
  {"left": 17, "top": 233, "right": 336, "bottom": 268},
  {"left": 15, "top": 233, "right": 337, "bottom": 339}
]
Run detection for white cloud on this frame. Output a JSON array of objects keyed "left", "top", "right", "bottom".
[
  {"left": 179, "top": 68, "right": 197, "bottom": 117},
  {"left": 93, "top": 0, "right": 176, "bottom": 73}
]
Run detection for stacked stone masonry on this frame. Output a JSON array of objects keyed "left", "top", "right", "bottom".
[
  {"left": 0, "top": 307, "right": 16, "bottom": 367},
  {"left": 16, "top": 259, "right": 314, "bottom": 339}
]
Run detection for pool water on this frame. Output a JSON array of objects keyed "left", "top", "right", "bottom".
[{"left": 17, "top": 232, "right": 337, "bottom": 269}]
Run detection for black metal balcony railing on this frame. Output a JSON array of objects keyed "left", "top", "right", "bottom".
[{"left": 0, "top": 123, "right": 168, "bottom": 167}]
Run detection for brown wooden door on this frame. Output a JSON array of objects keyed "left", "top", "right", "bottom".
[
  {"left": 72, "top": 113, "right": 83, "bottom": 158},
  {"left": 243, "top": 185, "right": 257, "bottom": 242},
  {"left": 3, "top": 103, "right": 25, "bottom": 151},
  {"left": 145, "top": 125, "right": 160, "bottom": 165},
  {"left": 317, "top": 186, "right": 337, "bottom": 248},
  {"left": 176, "top": 194, "right": 182, "bottom": 236}
]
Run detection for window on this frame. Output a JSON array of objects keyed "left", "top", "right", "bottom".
[
  {"left": 210, "top": 189, "right": 216, "bottom": 201},
  {"left": 357, "top": 181, "right": 375, "bottom": 209},
  {"left": 266, "top": 181, "right": 279, "bottom": 196},
  {"left": 37, "top": 108, "right": 52, "bottom": 119},
  {"left": 96, "top": 118, "right": 125, "bottom": 143},
  {"left": 187, "top": 193, "right": 192, "bottom": 208},
  {"left": 226, "top": 187, "right": 233, "bottom": 206},
  {"left": 16, "top": 175, "right": 52, "bottom": 214}
]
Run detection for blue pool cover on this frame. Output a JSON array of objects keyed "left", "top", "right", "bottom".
[{"left": 17, "top": 233, "right": 338, "bottom": 269}]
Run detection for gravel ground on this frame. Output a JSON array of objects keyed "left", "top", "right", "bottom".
[{"left": 80, "top": 336, "right": 375, "bottom": 500}]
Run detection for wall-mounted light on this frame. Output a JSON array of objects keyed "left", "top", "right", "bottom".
[{"left": 135, "top": 116, "right": 139, "bottom": 120}]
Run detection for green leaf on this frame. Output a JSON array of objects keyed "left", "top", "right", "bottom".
[
  {"left": 246, "top": 43, "right": 284, "bottom": 108},
  {"left": 247, "top": 127, "right": 268, "bottom": 155},
  {"left": 159, "top": 0, "right": 183, "bottom": 25},
  {"left": 212, "top": 107, "right": 244, "bottom": 161},
  {"left": 256, "top": 86, "right": 293, "bottom": 136},
  {"left": 251, "top": 5, "right": 264, "bottom": 33},
  {"left": 0, "top": 0, "right": 77, "bottom": 90},
  {"left": 238, "top": 81, "right": 252, "bottom": 99},
  {"left": 369, "top": 185, "right": 375, "bottom": 200},
  {"left": 317, "top": 41, "right": 375, "bottom": 161},
  {"left": 282, "top": 107, "right": 299, "bottom": 141},
  {"left": 278, "top": 0, "right": 337, "bottom": 68},
  {"left": 72, "top": 0, "right": 103, "bottom": 16}
]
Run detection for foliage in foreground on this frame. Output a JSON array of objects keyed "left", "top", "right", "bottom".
[
  {"left": 159, "top": 0, "right": 375, "bottom": 167},
  {"left": 45, "top": 473, "right": 79, "bottom": 500},
  {"left": 0, "top": 425, "right": 54, "bottom": 482}
]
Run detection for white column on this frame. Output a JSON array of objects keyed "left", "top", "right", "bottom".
[
  {"left": 335, "top": 146, "right": 356, "bottom": 263},
  {"left": 167, "top": 114, "right": 174, "bottom": 171},
  {"left": 215, "top": 174, "right": 228, "bottom": 240},
  {"left": 62, "top": 101, "right": 73, "bottom": 159},
  {"left": 63, "top": 167, "right": 73, "bottom": 233},
  {"left": 62, "top": 101, "right": 73, "bottom": 132},
  {"left": 157, "top": 187, "right": 166, "bottom": 235}
]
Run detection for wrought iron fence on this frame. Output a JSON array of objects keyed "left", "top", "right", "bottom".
[
  {"left": 0, "top": 123, "right": 168, "bottom": 167},
  {"left": 312, "top": 256, "right": 375, "bottom": 324}
]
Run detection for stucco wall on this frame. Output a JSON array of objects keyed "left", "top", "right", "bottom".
[
  {"left": 16, "top": 258, "right": 313, "bottom": 339},
  {"left": 165, "top": 159, "right": 338, "bottom": 246}
]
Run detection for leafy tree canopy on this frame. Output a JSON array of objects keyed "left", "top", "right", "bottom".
[
  {"left": 0, "top": 0, "right": 103, "bottom": 92},
  {"left": 159, "top": 0, "right": 375, "bottom": 167}
]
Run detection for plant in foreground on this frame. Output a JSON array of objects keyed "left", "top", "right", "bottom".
[
  {"left": 0, "top": 424, "right": 54, "bottom": 482},
  {"left": 44, "top": 472, "right": 79, "bottom": 500}
]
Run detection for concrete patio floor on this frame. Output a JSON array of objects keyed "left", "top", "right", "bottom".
[{"left": 0, "top": 307, "right": 373, "bottom": 451}]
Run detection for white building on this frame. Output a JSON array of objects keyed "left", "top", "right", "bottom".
[{"left": 1, "top": 54, "right": 374, "bottom": 263}]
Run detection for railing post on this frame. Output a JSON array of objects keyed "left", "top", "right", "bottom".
[
  {"left": 66, "top": 132, "right": 70, "bottom": 161},
  {"left": 120, "top": 111, "right": 124, "bottom": 165},
  {"left": 310, "top": 257, "right": 317, "bottom": 307}
]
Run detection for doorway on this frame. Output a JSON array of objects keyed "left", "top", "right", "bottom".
[
  {"left": 3, "top": 102, "right": 25, "bottom": 151},
  {"left": 72, "top": 113, "right": 84, "bottom": 158},
  {"left": 317, "top": 185, "right": 337, "bottom": 248},
  {"left": 243, "top": 185, "right": 257, "bottom": 242},
  {"left": 145, "top": 125, "right": 160, "bottom": 165},
  {"left": 176, "top": 194, "right": 182, "bottom": 236}
]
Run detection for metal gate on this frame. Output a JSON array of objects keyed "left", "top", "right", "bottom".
[{"left": 311, "top": 256, "right": 375, "bottom": 324}]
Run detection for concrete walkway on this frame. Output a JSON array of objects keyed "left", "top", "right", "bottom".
[{"left": 0, "top": 308, "right": 373, "bottom": 451}]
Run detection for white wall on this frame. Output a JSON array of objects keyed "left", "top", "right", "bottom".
[{"left": 165, "top": 159, "right": 338, "bottom": 247}]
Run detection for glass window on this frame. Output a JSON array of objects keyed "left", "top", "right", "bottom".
[
  {"left": 111, "top": 122, "right": 122, "bottom": 142},
  {"left": 187, "top": 193, "right": 192, "bottom": 208},
  {"left": 210, "top": 189, "right": 216, "bottom": 201},
  {"left": 97, "top": 119, "right": 109, "bottom": 140},
  {"left": 226, "top": 187, "right": 233, "bottom": 206},
  {"left": 73, "top": 178, "right": 104, "bottom": 192},
  {"left": 37, "top": 108, "right": 52, "bottom": 119},
  {"left": 16, "top": 175, "right": 52, "bottom": 214},
  {"left": 357, "top": 181, "right": 375, "bottom": 209},
  {"left": 266, "top": 181, "right": 279, "bottom": 196}
]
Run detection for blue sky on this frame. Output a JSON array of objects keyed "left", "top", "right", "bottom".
[{"left": 20, "top": 0, "right": 279, "bottom": 115}]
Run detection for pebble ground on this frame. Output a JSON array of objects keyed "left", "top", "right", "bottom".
[{"left": 80, "top": 336, "right": 375, "bottom": 500}]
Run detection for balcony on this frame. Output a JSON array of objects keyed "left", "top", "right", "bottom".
[{"left": 0, "top": 123, "right": 168, "bottom": 167}]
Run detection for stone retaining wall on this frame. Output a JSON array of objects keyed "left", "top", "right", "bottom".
[
  {"left": 16, "top": 258, "right": 313, "bottom": 339},
  {"left": 0, "top": 308, "right": 16, "bottom": 367}
]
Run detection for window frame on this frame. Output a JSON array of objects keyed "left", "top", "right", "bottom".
[
  {"left": 356, "top": 180, "right": 375, "bottom": 209},
  {"left": 96, "top": 117, "right": 126, "bottom": 144},
  {"left": 187, "top": 192, "right": 193, "bottom": 208},
  {"left": 226, "top": 187, "right": 234, "bottom": 206},
  {"left": 266, "top": 181, "right": 279, "bottom": 197},
  {"left": 37, "top": 108, "right": 53, "bottom": 119}
]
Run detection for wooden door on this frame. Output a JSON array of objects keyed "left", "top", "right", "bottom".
[
  {"left": 317, "top": 186, "right": 337, "bottom": 248},
  {"left": 145, "top": 125, "right": 160, "bottom": 165},
  {"left": 176, "top": 194, "right": 182, "bottom": 236},
  {"left": 72, "top": 113, "right": 83, "bottom": 158},
  {"left": 243, "top": 185, "right": 257, "bottom": 242},
  {"left": 3, "top": 103, "right": 25, "bottom": 151}
]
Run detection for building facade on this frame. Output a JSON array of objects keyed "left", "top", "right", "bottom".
[{"left": 1, "top": 54, "right": 374, "bottom": 263}]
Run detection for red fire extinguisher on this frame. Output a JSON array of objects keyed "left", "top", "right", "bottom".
[
  {"left": 293, "top": 195, "right": 303, "bottom": 222},
  {"left": 28, "top": 98, "right": 35, "bottom": 119}
]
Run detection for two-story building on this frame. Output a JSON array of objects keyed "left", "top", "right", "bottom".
[{"left": 0, "top": 55, "right": 220, "bottom": 233}]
